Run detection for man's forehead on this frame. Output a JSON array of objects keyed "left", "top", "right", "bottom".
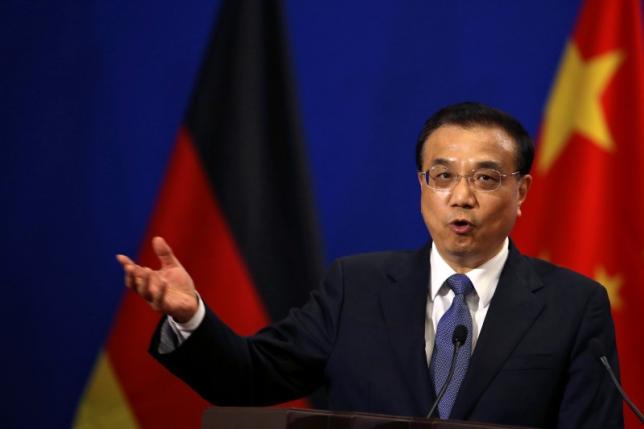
[
  {"left": 423, "top": 125, "right": 518, "bottom": 170},
  {"left": 426, "top": 124, "right": 513, "bottom": 145},
  {"left": 423, "top": 125, "right": 517, "bottom": 161},
  {"left": 429, "top": 158, "right": 504, "bottom": 170}
]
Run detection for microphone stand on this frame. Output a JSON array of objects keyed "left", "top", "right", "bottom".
[
  {"left": 427, "top": 342, "right": 462, "bottom": 418},
  {"left": 598, "top": 355, "right": 644, "bottom": 422}
]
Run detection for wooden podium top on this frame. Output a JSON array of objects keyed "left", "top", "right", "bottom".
[{"left": 202, "top": 407, "right": 535, "bottom": 429}]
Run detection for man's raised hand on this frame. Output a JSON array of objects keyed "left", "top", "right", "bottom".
[{"left": 116, "top": 236, "right": 199, "bottom": 323}]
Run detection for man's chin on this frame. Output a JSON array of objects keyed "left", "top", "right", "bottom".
[
  {"left": 439, "top": 239, "right": 484, "bottom": 263},
  {"left": 446, "top": 236, "right": 476, "bottom": 254}
]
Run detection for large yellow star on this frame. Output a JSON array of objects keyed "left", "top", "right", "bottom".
[
  {"left": 538, "top": 42, "right": 624, "bottom": 173},
  {"left": 594, "top": 265, "right": 623, "bottom": 311}
]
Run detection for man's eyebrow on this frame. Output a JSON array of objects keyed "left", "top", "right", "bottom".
[
  {"left": 430, "top": 158, "right": 453, "bottom": 167},
  {"left": 474, "top": 160, "right": 503, "bottom": 170}
]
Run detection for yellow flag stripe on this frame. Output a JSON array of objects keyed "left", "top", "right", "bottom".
[{"left": 72, "top": 350, "right": 140, "bottom": 429}]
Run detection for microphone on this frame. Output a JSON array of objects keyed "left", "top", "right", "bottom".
[
  {"left": 589, "top": 338, "right": 644, "bottom": 423},
  {"left": 427, "top": 325, "right": 468, "bottom": 418}
]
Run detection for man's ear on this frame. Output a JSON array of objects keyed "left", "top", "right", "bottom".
[{"left": 517, "top": 174, "right": 532, "bottom": 217}]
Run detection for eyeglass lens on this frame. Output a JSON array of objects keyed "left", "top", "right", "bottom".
[{"left": 426, "top": 166, "right": 503, "bottom": 191}]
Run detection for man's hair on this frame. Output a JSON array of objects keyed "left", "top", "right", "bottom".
[{"left": 415, "top": 102, "right": 534, "bottom": 175}]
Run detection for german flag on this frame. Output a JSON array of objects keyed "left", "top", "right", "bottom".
[
  {"left": 512, "top": 0, "right": 644, "bottom": 427},
  {"left": 73, "top": 0, "right": 322, "bottom": 427}
]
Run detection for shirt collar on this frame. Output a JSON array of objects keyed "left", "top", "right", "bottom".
[{"left": 429, "top": 237, "right": 509, "bottom": 308}]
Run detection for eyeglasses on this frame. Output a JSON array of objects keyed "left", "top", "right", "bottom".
[{"left": 419, "top": 165, "right": 521, "bottom": 192}]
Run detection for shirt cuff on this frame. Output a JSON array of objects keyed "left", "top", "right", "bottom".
[{"left": 167, "top": 293, "right": 206, "bottom": 342}]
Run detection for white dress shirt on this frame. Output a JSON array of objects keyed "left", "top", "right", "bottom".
[{"left": 425, "top": 237, "right": 509, "bottom": 365}]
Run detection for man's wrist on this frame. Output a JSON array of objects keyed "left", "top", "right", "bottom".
[{"left": 169, "top": 293, "right": 205, "bottom": 332}]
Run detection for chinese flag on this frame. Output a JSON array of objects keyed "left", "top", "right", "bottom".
[
  {"left": 512, "top": 0, "right": 644, "bottom": 427},
  {"left": 73, "top": 1, "right": 322, "bottom": 428}
]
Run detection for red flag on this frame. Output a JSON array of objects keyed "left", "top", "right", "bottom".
[
  {"left": 512, "top": 0, "right": 644, "bottom": 426},
  {"left": 74, "top": 1, "right": 322, "bottom": 427}
]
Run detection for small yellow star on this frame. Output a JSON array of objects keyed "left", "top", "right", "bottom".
[
  {"left": 594, "top": 266, "right": 623, "bottom": 310},
  {"left": 538, "top": 250, "right": 551, "bottom": 262},
  {"left": 538, "top": 42, "right": 624, "bottom": 173}
]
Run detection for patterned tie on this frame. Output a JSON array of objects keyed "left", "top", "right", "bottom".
[{"left": 429, "top": 273, "right": 474, "bottom": 419}]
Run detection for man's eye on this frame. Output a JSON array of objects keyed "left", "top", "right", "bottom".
[
  {"left": 475, "top": 173, "right": 499, "bottom": 182},
  {"left": 434, "top": 172, "right": 453, "bottom": 180}
]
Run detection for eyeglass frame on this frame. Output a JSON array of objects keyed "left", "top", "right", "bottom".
[{"left": 418, "top": 166, "right": 522, "bottom": 192}]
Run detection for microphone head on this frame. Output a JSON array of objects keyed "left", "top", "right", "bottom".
[
  {"left": 589, "top": 338, "right": 606, "bottom": 359},
  {"left": 452, "top": 324, "right": 468, "bottom": 345}
]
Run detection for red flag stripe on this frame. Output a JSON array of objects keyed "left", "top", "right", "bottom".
[
  {"left": 106, "top": 130, "right": 306, "bottom": 428},
  {"left": 513, "top": 0, "right": 644, "bottom": 426}
]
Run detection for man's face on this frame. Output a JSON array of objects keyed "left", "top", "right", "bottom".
[{"left": 419, "top": 124, "right": 531, "bottom": 270}]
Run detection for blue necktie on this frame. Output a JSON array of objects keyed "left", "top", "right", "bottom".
[{"left": 429, "top": 273, "right": 474, "bottom": 419}]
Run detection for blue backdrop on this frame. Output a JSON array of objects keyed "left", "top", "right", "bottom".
[{"left": 2, "top": 1, "right": 589, "bottom": 427}]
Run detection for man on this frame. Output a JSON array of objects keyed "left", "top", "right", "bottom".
[{"left": 117, "top": 102, "right": 623, "bottom": 428}]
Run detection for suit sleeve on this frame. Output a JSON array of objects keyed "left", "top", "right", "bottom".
[
  {"left": 557, "top": 283, "right": 623, "bottom": 428},
  {"left": 148, "top": 258, "right": 345, "bottom": 406}
]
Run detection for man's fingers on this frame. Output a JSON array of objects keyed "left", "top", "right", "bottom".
[
  {"left": 135, "top": 268, "right": 154, "bottom": 301},
  {"left": 152, "top": 236, "right": 180, "bottom": 269},
  {"left": 123, "top": 262, "right": 150, "bottom": 297},
  {"left": 116, "top": 245, "right": 190, "bottom": 315},
  {"left": 117, "top": 255, "right": 140, "bottom": 289},
  {"left": 146, "top": 269, "right": 162, "bottom": 303},
  {"left": 124, "top": 271, "right": 133, "bottom": 288},
  {"left": 116, "top": 254, "right": 134, "bottom": 267},
  {"left": 150, "top": 275, "right": 168, "bottom": 311},
  {"left": 142, "top": 269, "right": 171, "bottom": 313}
]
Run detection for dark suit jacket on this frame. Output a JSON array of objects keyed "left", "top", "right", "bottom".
[{"left": 151, "top": 242, "right": 623, "bottom": 428}]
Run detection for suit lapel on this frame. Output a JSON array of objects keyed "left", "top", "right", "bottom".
[
  {"left": 379, "top": 244, "right": 435, "bottom": 416},
  {"left": 450, "top": 242, "right": 545, "bottom": 420}
]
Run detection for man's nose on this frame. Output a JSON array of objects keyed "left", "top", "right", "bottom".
[{"left": 449, "top": 175, "right": 477, "bottom": 208}]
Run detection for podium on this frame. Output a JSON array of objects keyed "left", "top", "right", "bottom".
[{"left": 202, "top": 407, "right": 534, "bottom": 429}]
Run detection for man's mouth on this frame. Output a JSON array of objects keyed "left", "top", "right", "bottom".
[{"left": 449, "top": 219, "right": 474, "bottom": 234}]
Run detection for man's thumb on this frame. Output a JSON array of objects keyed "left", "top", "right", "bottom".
[{"left": 152, "top": 236, "right": 178, "bottom": 268}]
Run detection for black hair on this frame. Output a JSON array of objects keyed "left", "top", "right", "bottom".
[{"left": 415, "top": 102, "right": 534, "bottom": 175}]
